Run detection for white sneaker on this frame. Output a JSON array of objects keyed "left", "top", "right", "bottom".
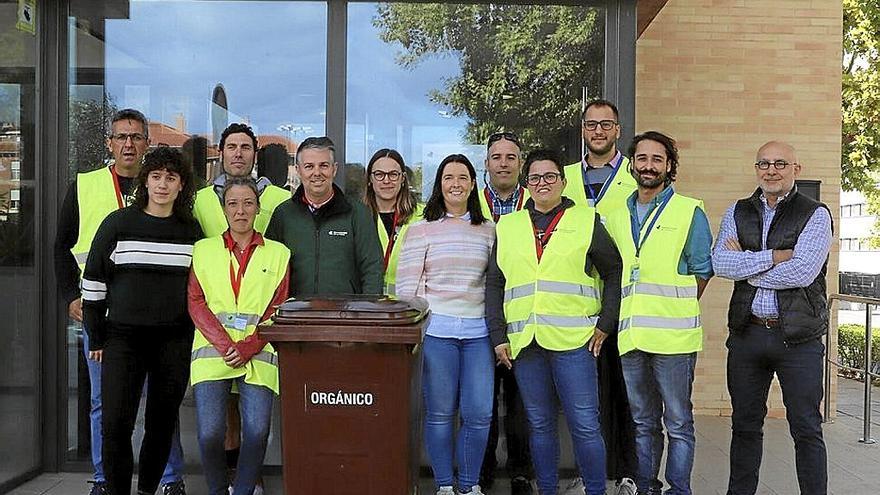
[
  {"left": 458, "top": 486, "right": 484, "bottom": 495},
  {"left": 615, "top": 478, "right": 637, "bottom": 495},
  {"left": 436, "top": 487, "right": 455, "bottom": 495},
  {"left": 562, "top": 477, "right": 585, "bottom": 495}
]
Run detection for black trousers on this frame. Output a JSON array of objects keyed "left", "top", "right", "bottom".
[
  {"left": 102, "top": 326, "right": 193, "bottom": 495},
  {"left": 726, "top": 323, "right": 827, "bottom": 495},
  {"left": 481, "top": 362, "right": 533, "bottom": 480},
  {"left": 596, "top": 332, "right": 638, "bottom": 480}
]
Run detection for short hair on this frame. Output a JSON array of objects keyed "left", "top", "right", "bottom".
[
  {"left": 486, "top": 131, "right": 522, "bottom": 152},
  {"left": 257, "top": 143, "right": 291, "bottom": 187},
  {"left": 222, "top": 175, "right": 261, "bottom": 206},
  {"left": 363, "top": 148, "right": 417, "bottom": 224},
  {"left": 521, "top": 149, "right": 566, "bottom": 180},
  {"left": 628, "top": 130, "right": 679, "bottom": 185},
  {"left": 134, "top": 147, "right": 196, "bottom": 222},
  {"left": 581, "top": 99, "right": 620, "bottom": 122},
  {"left": 423, "top": 154, "right": 487, "bottom": 225},
  {"left": 110, "top": 109, "right": 149, "bottom": 138},
  {"left": 296, "top": 136, "right": 336, "bottom": 164},
  {"left": 219, "top": 123, "right": 258, "bottom": 151}
]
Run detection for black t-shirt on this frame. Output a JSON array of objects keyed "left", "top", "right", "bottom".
[{"left": 379, "top": 211, "right": 395, "bottom": 239}]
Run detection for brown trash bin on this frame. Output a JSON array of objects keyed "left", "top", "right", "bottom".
[{"left": 259, "top": 295, "right": 429, "bottom": 495}]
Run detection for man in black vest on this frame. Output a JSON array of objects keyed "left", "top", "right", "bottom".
[{"left": 712, "top": 141, "right": 832, "bottom": 495}]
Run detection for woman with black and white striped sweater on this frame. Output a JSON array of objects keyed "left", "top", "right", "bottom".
[{"left": 82, "top": 147, "right": 202, "bottom": 495}]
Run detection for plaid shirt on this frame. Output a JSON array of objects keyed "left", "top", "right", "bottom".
[
  {"left": 712, "top": 192, "right": 832, "bottom": 318},
  {"left": 485, "top": 185, "right": 525, "bottom": 218}
]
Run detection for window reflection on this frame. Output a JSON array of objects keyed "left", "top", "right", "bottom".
[{"left": 347, "top": 2, "right": 604, "bottom": 198}]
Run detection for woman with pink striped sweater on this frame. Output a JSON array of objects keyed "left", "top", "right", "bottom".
[{"left": 395, "top": 154, "right": 496, "bottom": 495}]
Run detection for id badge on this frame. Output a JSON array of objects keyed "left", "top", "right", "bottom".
[
  {"left": 233, "top": 314, "right": 249, "bottom": 330},
  {"left": 630, "top": 265, "right": 640, "bottom": 283}
]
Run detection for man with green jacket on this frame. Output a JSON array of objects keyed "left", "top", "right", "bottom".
[{"left": 266, "top": 136, "right": 384, "bottom": 296}]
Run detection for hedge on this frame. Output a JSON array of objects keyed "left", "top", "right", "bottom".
[{"left": 838, "top": 324, "right": 880, "bottom": 377}]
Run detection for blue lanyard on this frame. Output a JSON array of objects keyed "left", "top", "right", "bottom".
[
  {"left": 582, "top": 152, "right": 624, "bottom": 204},
  {"left": 631, "top": 191, "right": 674, "bottom": 258}
]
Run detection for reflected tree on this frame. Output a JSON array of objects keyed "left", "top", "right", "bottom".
[
  {"left": 69, "top": 94, "right": 117, "bottom": 177},
  {"left": 374, "top": 3, "right": 603, "bottom": 154}
]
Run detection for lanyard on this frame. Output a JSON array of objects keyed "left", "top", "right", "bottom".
[
  {"left": 110, "top": 166, "right": 125, "bottom": 209},
  {"left": 228, "top": 244, "right": 256, "bottom": 302},
  {"left": 382, "top": 210, "right": 401, "bottom": 270},
  {"left": 483, "top": 186, "right": 525, "bottom": 222},
  {"left": 631, "top": 192, "right": 674, "bottom": 258},
  {"left": 582, "top": 152, "right": 624, "bottom": 204},
  {"left": 533, "top": 208, "right": 566, "bottom": 261}
]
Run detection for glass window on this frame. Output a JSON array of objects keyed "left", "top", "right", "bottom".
[
  {"left": 0, "top": 1, "right": 40, "bottom": 484},
  {"left": 346, "top": 2, "right": 605, "bottom": 200},
  {"left": 66, "top": 0, "right": 328, "bottom": 468}
]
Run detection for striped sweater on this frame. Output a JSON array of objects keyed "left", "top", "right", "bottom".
[
  {"left": 82, "top": 206, "right": 203, "bottom": 350},
  {"left": 394, "top": 214, "right": 495, "bottom": 319}
]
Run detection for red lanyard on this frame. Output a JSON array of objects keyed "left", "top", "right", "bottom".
[
  {"left": 484, "top": 187, "right": 525, "bottom": 222},
  {"left": 110, "top": 166, "right": 125, "bottom": 208},
  {"left": 533, "top": 209, "right": 566, "bottom": 261},
  {"left": 382, "top": 210, "right": 401, "bottom": 270},
  {"left": 228, "top": 245, "right": 255, "bottom": 302}
]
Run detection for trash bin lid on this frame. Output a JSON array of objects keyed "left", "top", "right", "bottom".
[{"left": 272, "top": 295, "right": 429, "bottom": 326}]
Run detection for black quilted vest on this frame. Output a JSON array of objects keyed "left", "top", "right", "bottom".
[{"left": 727, "top": 188, "right": 830, "bottom": 343}]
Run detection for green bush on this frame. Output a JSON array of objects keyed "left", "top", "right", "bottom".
[{"left": 837, "top": 324, "right": 880, "bottom": 377}]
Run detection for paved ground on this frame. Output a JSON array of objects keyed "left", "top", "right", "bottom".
[{"left": 7, "top": 378, "right": 880, "bottom": 495}]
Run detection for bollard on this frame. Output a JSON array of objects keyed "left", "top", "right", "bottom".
[{"left": 860, "top": 305, "right": 876, "bottom": 444}]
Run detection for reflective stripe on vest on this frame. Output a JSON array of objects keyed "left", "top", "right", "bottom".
[
  {"left": 604, "top": 192, "right": 704, "bottom": 356},
  {"left": 562, "top": 159, "right": 636, "bottom": 220},
  {"left": 190, "top": 235, "right": 290, "bottom": 394},
  {"left": 381, "top": 203, "right": 424, "bottom": 295},
  {"left": 71, "top": 167, "right": 124, "bottom": 272},
  {"left": 496, "top": 205, "right": 600, "bottom": 358},
  {"left": 194, "top": 183, "right": 290, "bottom": 237}
]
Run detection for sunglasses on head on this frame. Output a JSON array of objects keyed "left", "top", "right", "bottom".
[{"left": 487, "top": 131, "right": 521, "bottom": 149}]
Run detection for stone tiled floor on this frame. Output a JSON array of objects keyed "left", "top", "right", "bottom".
[{"left": 7, "top": 378, "right": 880, "bottom": 495}]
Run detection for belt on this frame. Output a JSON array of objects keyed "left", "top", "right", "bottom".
[{"left": 750, "top": 315, "right": 780, "bottom": 328}]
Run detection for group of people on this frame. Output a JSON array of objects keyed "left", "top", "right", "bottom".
[{"left": 54, "top": 98, "right": 832, "bottom": 495}]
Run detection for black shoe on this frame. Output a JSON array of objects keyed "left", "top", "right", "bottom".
[
  {"left": 87, "top": 480, "right": 107, "bottom": 495},
  {"left": 161, "top": 480, "right": 186, "bottom": 495},
  {"left": 510, "top": 476, "right": 534, "bottom": 495}
]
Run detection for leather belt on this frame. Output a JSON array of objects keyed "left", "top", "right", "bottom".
[{"left": 750, "top": 315, "right": 780, "bottom": 328}]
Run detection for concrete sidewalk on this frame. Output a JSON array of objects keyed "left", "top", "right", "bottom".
[{"left": 8, "top": 379, "right": 880, "bottom": 495}]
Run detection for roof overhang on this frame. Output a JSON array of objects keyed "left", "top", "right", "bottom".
[{"left": 638, "top": 0, "right": 669, "bottom": 38}]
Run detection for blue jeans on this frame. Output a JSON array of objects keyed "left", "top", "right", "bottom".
[
  {"left": 82, "top": 330, "right": 184, "bottom": 484},
  {"left": 620, "top": 350, "right": 696, "bottom": 495},
  {"left": 422, "top": 335, "right": 494, "bottom": 490},
  {"left": 513, "top": 344, "right": 606, "bottom": 495},
  {"left": 194, "top": 377, "right": 274, "bottom": 495}
]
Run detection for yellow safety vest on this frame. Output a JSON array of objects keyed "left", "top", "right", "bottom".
[
  {"left": 70, "top": 167, "right": 126, "bottom": 272},
  {"left": 563, "top": 157, "right": 636, "bottom": 220},
  {"left": 604, "top": 191, "right": 704, "bottom": 356},
  {"left": 194, "top": 183, "right": 290, "bottom": 237},
  {"left": 378, "top": 203, "right": 424, "bottom": 295},
  {"left": 190, "top": 236, "right": 290, "bottom": 393},
  {"left": 478, "top": 186, "right": 530, "bottom": 221},
  {"left": 496, "top": 205, "right": 600, "bottom": 358}
]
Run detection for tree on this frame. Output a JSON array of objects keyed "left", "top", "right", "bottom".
[
  {"left": 68, "top": 94, "right": 117, "bottom": 177},
  {"left": 843, "top": 1, "right": 880, "bottom": 244},
  {"left": 374, "top": 4, "right": 603, "bottom": 155}
]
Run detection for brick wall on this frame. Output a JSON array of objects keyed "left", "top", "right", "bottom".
[{"left": 635, "top": 0, "right": 842, "bottom": 416}]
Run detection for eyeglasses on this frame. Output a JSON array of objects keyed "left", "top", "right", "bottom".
[
  {"left": 525, "top": 172, "right": 563, "bottom": 186},
  {"left": 582, "top": 120, "right": 617, "bottom": 131},
  {"left": 110, "top": 133, "right": 146, "bottom": 144},
  {"left": 754, "top": 160, "right": 794, "bottom": 170},
  {"left": 487, "top": 131, "right": 521, "bottom": 148},
  {"left": 371, "top": 170, "right": 402, "bottom": 181}
]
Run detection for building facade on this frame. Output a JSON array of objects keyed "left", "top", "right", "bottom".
[{"left": 0, "top": 0, "right": 842, "bottom": 489}]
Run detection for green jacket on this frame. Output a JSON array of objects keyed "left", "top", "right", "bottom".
[{"left": 266, "top": 184, "right": 384, "bottom": 296}]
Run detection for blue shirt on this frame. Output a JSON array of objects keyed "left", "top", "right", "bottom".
[
  {"left": 626, "top": 187, "right": 714, "bottom": 279},
  {"left": 484, "top": 184, "right": 524, "bottom": 218},
  {"left": 711, "top": 192, "right": 832, "bottom": 318},
  {"left": 425, "top": 313, "right": 488, "bottom": 339}
]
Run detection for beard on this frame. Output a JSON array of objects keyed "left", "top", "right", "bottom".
[
  {"left": 636, "top": 170, "right": 665, "bottom": 188},
  {"left": 587, "top": 138, "right": 615, "bottom": 156}
]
